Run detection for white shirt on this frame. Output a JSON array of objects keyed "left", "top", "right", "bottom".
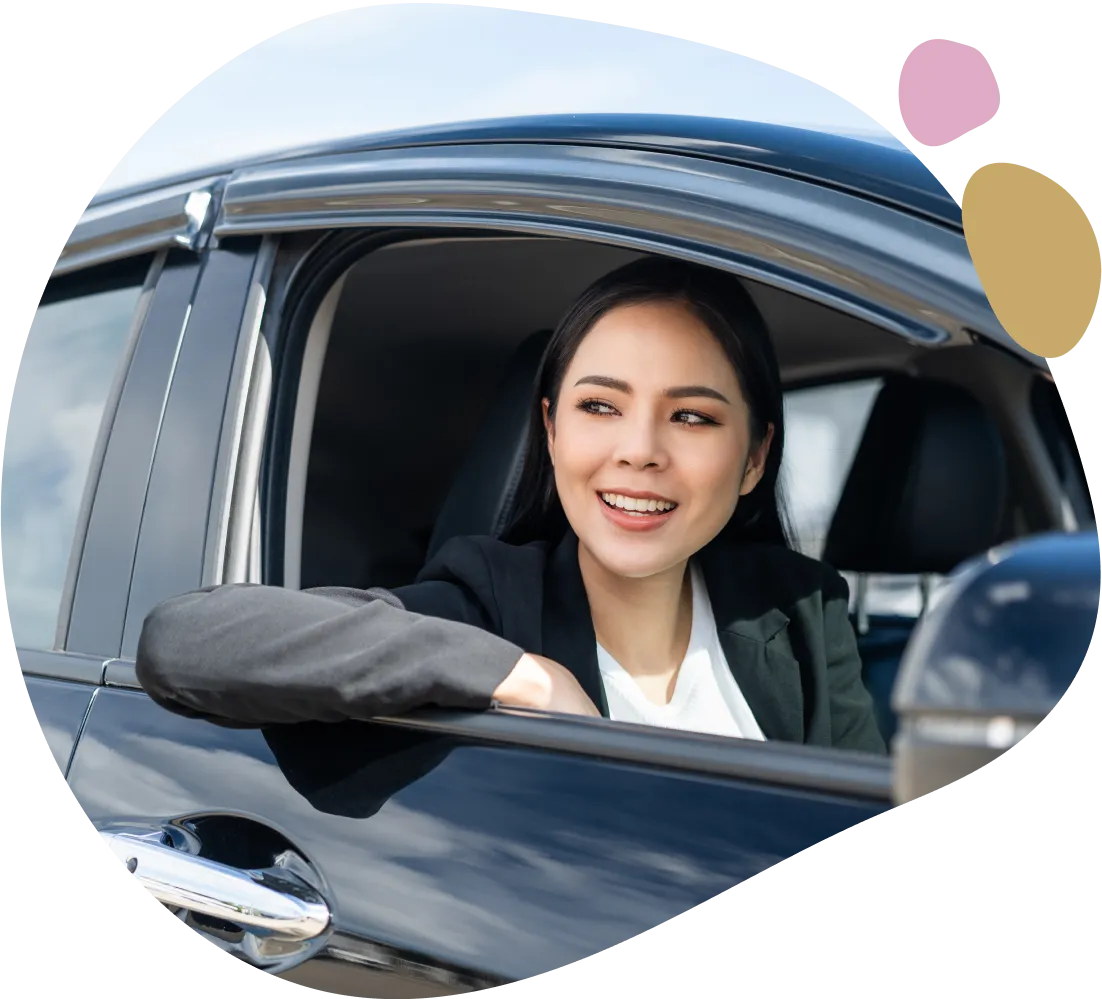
[{"left": 596, "top": 563, "right": 766, "bottom": 740}]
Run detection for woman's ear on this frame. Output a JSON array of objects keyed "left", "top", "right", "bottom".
[
  {"left": 739, "top": 422, "right": 774, "bottom": 496},
  {"left": 542, "top": 398, "right": 555, "bottom": 467}
]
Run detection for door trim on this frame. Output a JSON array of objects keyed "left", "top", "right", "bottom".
[
  {"left": 19, "top": 648, "right": 108, "bottom": 685},
  {"left": 99, "top": 657, "right": 891, "bottom": 802},
  {"left": 56, "top": 178, "right": 223, "bottom": 276}
]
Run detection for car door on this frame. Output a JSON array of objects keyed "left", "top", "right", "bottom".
[{"left": 55, "top": 150, "right": 903, "bottom": 996}]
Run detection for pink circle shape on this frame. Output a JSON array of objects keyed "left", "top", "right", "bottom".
[{"left": 899, "top": 39, "right": 1000, "bottom": 146}]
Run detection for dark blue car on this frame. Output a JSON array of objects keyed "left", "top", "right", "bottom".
[{"left": 6, "top": 114, "right": 1097, "bottom": 995}]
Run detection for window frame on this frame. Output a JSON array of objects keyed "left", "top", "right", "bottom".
[
  {"left": 116, "top": 236, "right": 268, "bottom": 660},
  {"left": 1030, "top": 374, "right": 1094, "bottom": 530},
  {"left": 196, "top": 146, "right": 1051, "bottom": 797},
  {"left": 201, "top": 235, "right": 280, "bottom": 588},
  {"left": 197, "top": 224, "right": 904, "bottom": 800}
]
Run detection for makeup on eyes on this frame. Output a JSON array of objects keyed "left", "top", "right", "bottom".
[{"left": 574, "top": 397, "right": 722, "bottom": 426}]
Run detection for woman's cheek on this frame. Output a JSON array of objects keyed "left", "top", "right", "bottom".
[
  {"left": 694, "top": 439, "right": 745, "bottom": 525},
  {"left": 560, "top": 422, "right": 605, "bottom": 480},
  {"left": 553, "top": 432, "right": 599, "bottom": 508}
]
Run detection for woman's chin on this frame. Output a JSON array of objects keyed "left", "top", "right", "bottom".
[{"left": 578, "top": 535, "right": 687, "bottom": 581}]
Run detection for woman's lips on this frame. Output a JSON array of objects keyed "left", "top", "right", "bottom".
[{"left": 595, "top": 491, "right": 676, "bottom": 532}]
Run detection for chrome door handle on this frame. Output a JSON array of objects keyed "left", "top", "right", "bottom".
[{"left": 100, "top": 828, "right": 331, "bottom": 942}]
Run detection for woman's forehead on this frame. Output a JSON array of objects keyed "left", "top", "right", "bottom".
[{"left": 567, "top": 300, "right": 738, "bottom": 387}]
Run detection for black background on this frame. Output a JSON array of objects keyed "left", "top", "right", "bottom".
[{"left": 10, "top": 11, "right": 1093, "bottom": 995}]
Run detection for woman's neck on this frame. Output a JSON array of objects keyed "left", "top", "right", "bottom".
[{"left": 577, "top": 542, "right": 693, "bottom": 706}]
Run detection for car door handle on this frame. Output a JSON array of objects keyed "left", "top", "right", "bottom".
[{"left": 100, "top": 828, "right": 331, "bottom": 942}]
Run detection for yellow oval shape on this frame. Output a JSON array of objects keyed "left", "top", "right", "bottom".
[{"left": 963, "top": 163, "right": 1100, "bottom": 357}]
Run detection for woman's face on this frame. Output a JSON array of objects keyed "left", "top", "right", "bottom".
[{"left": 545, "top": 299, "right": 772, "bottom": 579}]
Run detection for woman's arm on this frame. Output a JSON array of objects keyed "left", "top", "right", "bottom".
[
  {"left": 136, "top": 581, "right": 601, "bottom": 727},
  {"left": 136, "top": 582, "right": 527, "bottom": 726},
  {"left": 821, "top": 571, "right": 889, "bottom": 755}
]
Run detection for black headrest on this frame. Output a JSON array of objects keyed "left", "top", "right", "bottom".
[
  {"left": 822, "top": 376, "right": 1007, "bottom": 575},
  {"left": 426, "top": 330, "right": 550, "bottom": 560}
]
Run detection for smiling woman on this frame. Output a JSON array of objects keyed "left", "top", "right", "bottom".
[
  {"left": 135, "top": 256, "right": 885, "bottom": 755},
  {"left": 499, "top": 260, "right": 787, "bottom": 727},
  {"left": 508, "top": 257, "right": 785, "bottom": 554}
]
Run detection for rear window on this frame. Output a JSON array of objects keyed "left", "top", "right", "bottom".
[{"left": 2, "top": 256, "right": 151, "bottom": 649}]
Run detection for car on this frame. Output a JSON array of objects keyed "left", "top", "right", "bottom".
[{"left": 7, "top": 113, "right": 1096, "bottom": 996}]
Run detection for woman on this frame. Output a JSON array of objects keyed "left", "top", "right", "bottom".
[{"left": 136, "top": 257, "right": 886, "bottom": 754}]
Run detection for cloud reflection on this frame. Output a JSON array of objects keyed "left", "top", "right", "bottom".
[
  {"left": 70, "top": 690, "right": 880, "bottom": 980},
  {"left": 2, "top": 285, "right": 140, "bottom": 647}
]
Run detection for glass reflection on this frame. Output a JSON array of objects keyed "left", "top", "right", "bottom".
[{"left": 2, "top": 283, "right": 141, "bottom": 648}]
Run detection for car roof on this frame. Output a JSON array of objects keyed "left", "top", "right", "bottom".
[{"left": 91, "top": 113, "right": 961, "bottom": 229}]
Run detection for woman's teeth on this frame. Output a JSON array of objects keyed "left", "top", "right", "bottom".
[{"left": 600, "top": 492, "right": 676, "bottom": 514}]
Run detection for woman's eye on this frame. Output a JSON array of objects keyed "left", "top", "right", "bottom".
[
  {"left": 578, "top": 398, "right": 619, "bottom": 416},
  {"left": 672, "top": 409, "right": 719, "bottom": 426}
]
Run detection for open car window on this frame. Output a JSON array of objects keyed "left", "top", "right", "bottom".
[{"left": 258, "top": 230, "right": 1059, "bottom": 755}]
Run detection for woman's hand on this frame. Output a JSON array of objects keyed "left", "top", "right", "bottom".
[{"left": 493, "top": 653, "right": 601, "bottom": 717}]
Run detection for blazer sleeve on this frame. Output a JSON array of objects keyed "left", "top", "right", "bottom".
[
  {"left": 135, "top": 577, "right": 525, "bottom": 728},
  {"left": 821, "top": 569, "right": 888, "bottom": 755}
]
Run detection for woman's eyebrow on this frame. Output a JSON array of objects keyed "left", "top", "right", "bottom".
[
  {"left": 574, "top": 375, "right": 631, "bottom": 392},
  {"left": 573, "top": 375, "right": 730, "bottom": 405},
  {"left": 665, "top": 385, "right": 731, "bottom": 404}
]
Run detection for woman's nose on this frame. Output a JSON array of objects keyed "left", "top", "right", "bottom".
[{"left": 613, "top": 414, "right": 668, "bottom": 469}]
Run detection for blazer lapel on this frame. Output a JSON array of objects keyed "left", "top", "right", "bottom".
[
  {"left": 698, "top": 542, "right": 806, "bottom": 743},
  {"left": 540, "top": 531, "right": 609, "bottom": 717}
]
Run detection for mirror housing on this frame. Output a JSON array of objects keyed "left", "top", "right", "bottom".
[{"left": 891, "top": 531, "right": 1099, "bottom": 804}]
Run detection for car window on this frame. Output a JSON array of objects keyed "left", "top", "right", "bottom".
[
  {"left": 2, "top": 259, "right": 150, "bottom": 649},
  {"left": 779, "top": 377, "right": 946, "bottom": 620}
]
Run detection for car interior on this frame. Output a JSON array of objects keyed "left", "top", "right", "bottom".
[{"left": 275, "top": 233, "right": 1085, "bottom": 745}]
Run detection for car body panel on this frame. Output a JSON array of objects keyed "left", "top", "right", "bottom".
[
  {"left": 23, "top": 673, "right": 96, "bottom": 774},
  {"left": 69, "top": 687, "right": 887, "bottom": 986}
]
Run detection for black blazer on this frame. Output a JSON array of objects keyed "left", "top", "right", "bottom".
[{"left": 136, "top": 531, "right": 886, "bottom": 755}]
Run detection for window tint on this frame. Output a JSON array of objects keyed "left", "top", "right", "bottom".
[
  {"left": 2, "top": 260, "right": 149, "bottom": 649},
  {"left": 780, "top": 378, "right": 950, "bottom": 620}
]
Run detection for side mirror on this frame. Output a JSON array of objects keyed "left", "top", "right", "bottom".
[{"left": 891, "top": 531, "right": 1099, "bottom": 805}]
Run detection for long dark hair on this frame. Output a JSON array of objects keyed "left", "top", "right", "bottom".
[{"left": 504, "top": 256, "right": 792, "bottom": 549}]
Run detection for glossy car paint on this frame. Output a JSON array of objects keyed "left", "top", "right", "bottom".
[
  {"left": 68, "top": 687, "right": 887, "bottom": 988},
  {"left": 23, "top": 674, "right": 95, "bottom": 773},
  {"left": 897, "top": 530, "right": 1101, "bottom": 715},
  {"left": 890, "top": 530, "right": 1100, "bottom": 802}
]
